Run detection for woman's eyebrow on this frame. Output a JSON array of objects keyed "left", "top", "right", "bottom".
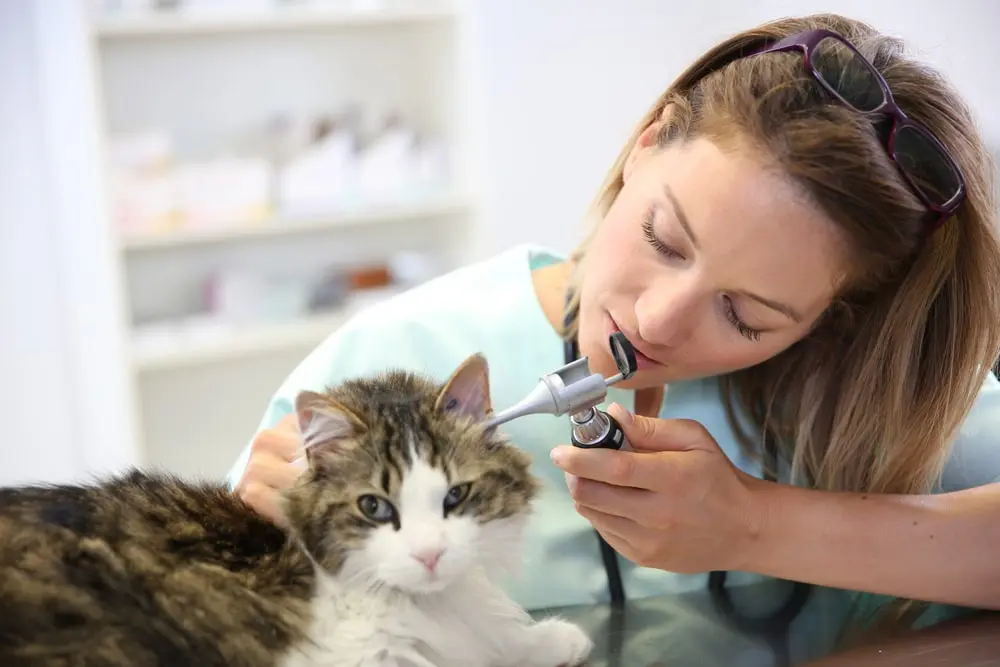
[
  {"left": 736, "top": 290, "right": 803, "bottom": 322},
  {"left": 663, "top": 184, "right": 699, "bottom": 251}
]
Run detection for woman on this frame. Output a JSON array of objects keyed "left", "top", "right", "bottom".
[{"left": 226, "top": 12, "right": 1000, "bottom": 656}]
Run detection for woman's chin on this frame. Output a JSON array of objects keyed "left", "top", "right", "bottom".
[{"left": 611, "top": 368, "right": 673, "bottom": 390}]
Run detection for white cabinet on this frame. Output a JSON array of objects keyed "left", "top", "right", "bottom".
[{"left": 86, "top": 0, "right": 481, "bottom": 479}]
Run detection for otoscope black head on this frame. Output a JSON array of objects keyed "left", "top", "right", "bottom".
[{"left": 608, "top": 331, "right": 638, "bottom": 379}]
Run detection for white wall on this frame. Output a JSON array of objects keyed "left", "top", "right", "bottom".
[
  {"left": 0, "top": 0, "right": 138, "bottom": 485},
  {"left": 471, "top": 0, "right": 1000, "bottom": 257}
]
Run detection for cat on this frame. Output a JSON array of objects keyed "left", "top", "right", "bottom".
[{"left": 0, "top": 353, "right": 594, "bottom": 667}]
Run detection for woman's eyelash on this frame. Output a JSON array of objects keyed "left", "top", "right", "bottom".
[
  {"left": 642, "top": 209, "right": 761, "bottom": 342},
  {"left": 723, "top": 296, "right": 762, "bottom": 342},
  {"left": 641, "top": 210, "right": 682, "bottom": 258}
]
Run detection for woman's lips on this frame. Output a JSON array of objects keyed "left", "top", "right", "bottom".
[{"left": 607, "top": 315, "right": 662, "bottom": 371}]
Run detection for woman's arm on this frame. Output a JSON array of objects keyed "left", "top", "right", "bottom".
[
  {"left": 749, "top": 479, "right": 1000, "bottom": 609},
  {"left": 801, "top": 611, "right": 1000, "bottom": 666},
  {"left": 555, "top": 403, "right": 1000, "bottom": 609},
  {"left": 751, "top": 375, "right": 1000, "bottom": 607}
]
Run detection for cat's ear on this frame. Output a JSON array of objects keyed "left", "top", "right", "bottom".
[
  {"left": 435, "top": 353, "right": 493, "bottom": 422},
  {"left": 294, "top": 390, "right": 366, "bottom": 454}
]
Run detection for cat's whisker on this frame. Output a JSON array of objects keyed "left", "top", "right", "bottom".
[{"left": 337, "top": 561, "right": 385, "bottom": 592}]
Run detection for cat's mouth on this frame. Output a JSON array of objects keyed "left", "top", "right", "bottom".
[
  {"left": 414, "top": 574, "right": 450, "bottom": 592},
  {"left": 399, "top": 559, "right": 455, "bottom": 593}
]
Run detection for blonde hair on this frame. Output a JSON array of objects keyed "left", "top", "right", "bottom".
[{"left": 565, "top": 13, "right": 1000, "bottom": 635}]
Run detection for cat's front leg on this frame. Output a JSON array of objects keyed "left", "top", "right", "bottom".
[
  {"left": 497, "top": 616, "right": 594, "bottom": 667},
  {"left": 465, "top": 576, "right": 593, "bottom": 667}
]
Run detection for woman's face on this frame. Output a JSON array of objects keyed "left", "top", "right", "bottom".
[{"left": 578, "top": 131, "right": 850, "bottom": 388}]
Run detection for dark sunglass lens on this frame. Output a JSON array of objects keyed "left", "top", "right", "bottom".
[
  {"left": 810, "top": 36, "right": 885, "bottom": 112},
  {"left": 893, "top": 125, "right": 963, "bottom": 208}
]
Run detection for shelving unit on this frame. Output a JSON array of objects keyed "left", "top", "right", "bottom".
[
  {"left": 132, "top": 309, "right": 352, "bottom": 372},
  {"left": 85, "top": 0, "right": 480, "bottom": 480},
  {"left": 120, "top": 189, "right": 470, "bottom": 251},
  {"left": 131, "top": 286, "right": 400, "bottom": 371}
]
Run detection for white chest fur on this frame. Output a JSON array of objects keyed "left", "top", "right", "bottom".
[{"left": 278, "top": 567, "right": 592, "bottom": 667}]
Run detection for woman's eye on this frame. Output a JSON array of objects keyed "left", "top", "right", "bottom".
[
  {"left": 723, "top": 296, "right": 763, "bottom": 342},
  {"left": 357, "top": 494, "right": 397, "bottom": 523},
  {"left": 443, "top": 483, "right": 471, "bottom": 514},
  {"left": 642, "top": 209, "right": 684, "bottom": 259}
]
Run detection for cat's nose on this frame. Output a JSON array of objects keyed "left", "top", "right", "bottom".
[{"left": 412, "top": 547, "right": 444, "bottom": 573}]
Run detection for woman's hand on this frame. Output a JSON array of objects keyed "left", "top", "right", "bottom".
[
  {"left": 234, "top": 413, "right": 306, "bottom": 525},
  {"left": 550, "top": 404, "right": 769, "bottom": 574}
]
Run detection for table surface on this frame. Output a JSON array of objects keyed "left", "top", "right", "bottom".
[{"left": 530, "top": 582, "right": 1000, "bottom": 667}]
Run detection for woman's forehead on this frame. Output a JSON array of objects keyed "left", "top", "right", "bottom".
[{"left": 648, "top": 138, "right": 850, "bottom": 315}]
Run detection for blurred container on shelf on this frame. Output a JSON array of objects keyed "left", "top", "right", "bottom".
[
  {"left": 277, "top": 108, "right": 451, "bottom": 219},
  {"left": 203, "top": 269, "right": 317, "bottom": 325},
  {"left": 109, "top": 107, "right": 452, "bottom": 241},
  {"left": 173, "top": 157, "right": 273, "bottom": 229},
  {"left": 108, "top": 129, "right": 176, "bottom": 236},
  {"left": 388, "top": 250, "right": 436, "bottom": 286},
  {"left": 276, "top": 111, "right": 362, "bottom": 219},
  {"left": 139, "top": 249, "right": 433, "bottom": 335},
  {"left": 129, "top": 249, "right": 435, "bottom": 370}
]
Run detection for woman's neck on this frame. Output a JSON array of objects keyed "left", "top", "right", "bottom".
[
  {"left": 530, "top": 261, "right": 664, "bottom": 418},
  {"left": 530, "top": 260, "right": 575, "bottom": 333}
]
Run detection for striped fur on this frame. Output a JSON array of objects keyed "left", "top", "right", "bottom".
[{"left": 0, "top": 354, "right": 592, "bottom": 667}]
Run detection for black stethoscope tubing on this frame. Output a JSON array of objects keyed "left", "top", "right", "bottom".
[{"left": 562, "top": 297, "right": 810, "bottom": 667}]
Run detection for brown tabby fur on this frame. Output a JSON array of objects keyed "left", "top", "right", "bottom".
[{"left": 0, "top": 355, "right": 538, "bottom": 667}]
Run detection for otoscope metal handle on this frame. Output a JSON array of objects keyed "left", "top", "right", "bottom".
[{"left": 570, "top": 407, "right": 633, "bottom": 452}]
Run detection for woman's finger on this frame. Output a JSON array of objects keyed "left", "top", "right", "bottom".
[
  {"left": 255, "top": 413, "right": 303, "bottom": 462},
  {"left": 608, "top": 405, "right": 713, "bottom": 454},
  {"left": 552, "top": 445, "right": 664, "bottom": 491},
  {"left": 574, "top": 505, "right": 657, "bottom": 567},
  {"left": 575, "top": 504, "right": 643, "bottom": 543},
  {"left": 240, "top": 482, "right": 287, "bottom": 526},
  {"left": 567, "top": 473, "right": 652, "bottom": 520},
  {"left": 241, "top": 453, "right": 303, "bottom": 492}
]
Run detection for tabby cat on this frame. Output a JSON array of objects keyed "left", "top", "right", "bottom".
[{"left": 0, "top": 354, "right": 594, "bottom": 667}]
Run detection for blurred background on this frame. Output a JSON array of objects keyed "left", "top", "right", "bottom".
[{"left": 2, "top": 0, "right": 998, "bottom": 486}]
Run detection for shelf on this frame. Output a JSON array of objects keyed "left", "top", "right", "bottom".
[
  {"left": 131, "top": 288, "right": 400, "bottom": 372},
  {"left": 132, "top": 311, "right": 347, "bottom": 371},
  {"left": 92, "top": 2, "right": 457, "bottom": 38},
  {"left": 119, "top": 191, "right": 470, "bottom": 251}
]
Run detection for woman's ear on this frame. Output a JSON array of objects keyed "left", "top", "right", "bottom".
[
  {"left": 623, "top": 122, "right": 664, "bottom": 183},
  {"left": 623, "top": 104, "right": 675, "bottom": 183}
]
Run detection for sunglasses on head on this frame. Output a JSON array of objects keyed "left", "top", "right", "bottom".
[{"left": 750, "top": 28, "right": 966, "bottom": 234}]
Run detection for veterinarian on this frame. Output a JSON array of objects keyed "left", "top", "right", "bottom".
[{"left": 226, "top": 12, "right": 1000, "bottom": 660}]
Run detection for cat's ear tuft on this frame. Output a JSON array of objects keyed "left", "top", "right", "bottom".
[
  {"left": 294, "top": 390, "right": 366, "bottom": 454},
  {"left": 435, "top": 353, "right": 493, "bottom": 422}
]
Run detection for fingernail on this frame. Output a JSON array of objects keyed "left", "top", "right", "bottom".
[
  {"left": 609, "top": 402, "right": 634, "bottom": 424},
  {"left": 564, "top": 472, "right": 578, "bottom": 493},
  {"left": 550, "top": 446, "right": 568, "bottom": 467}
]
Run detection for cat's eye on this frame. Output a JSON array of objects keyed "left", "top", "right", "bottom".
[
  {"left": 443, "top": 483, "right": 471, "bottom": 514},
  {"left": 357, "top": 494, "right": 397, "bottom": 524}
]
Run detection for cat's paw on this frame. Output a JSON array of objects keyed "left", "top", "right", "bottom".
[{"left": 526, "top": 617, "right": 593, "bottom": 667}]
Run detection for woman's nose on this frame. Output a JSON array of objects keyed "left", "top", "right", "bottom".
[{"left": 634, "top": 279, "right": 700, "bottom": 349}]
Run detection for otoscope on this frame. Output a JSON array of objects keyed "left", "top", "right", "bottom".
[{"left": 485, "top": 332, "right": 639, "bottom": 451}]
